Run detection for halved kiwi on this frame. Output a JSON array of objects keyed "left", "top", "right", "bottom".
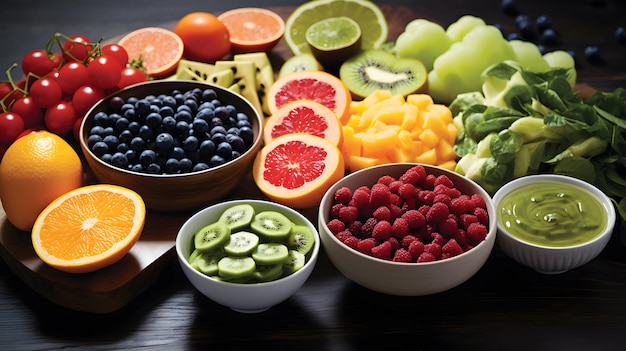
[
  {"left": 250, "top": 211, "right": 292, "bottom": 239},
  {"left": 288, "top": 225, "right": 315, "bottom": 255},
  {"left": 339, "top": 49, "right": 428, "bottom": 98},
  {"left": 278, "top": 53, "right": 322, "bottom": 78},
  {"left": 193, "top": 221, "right": 231, "bottom": 252},
  {"left": 219, "top": 204, "right": 255, "bottom": 231}
]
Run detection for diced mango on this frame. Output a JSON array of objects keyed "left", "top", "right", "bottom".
[
  {"left": 406, "top": 93, "right": 433, "bottom": 109},
  {"left": 361, "top": 89, "right": 393, "bottom": 107},
  {"left": 415, "top": 148, "right": 438, "bottom": 165},
  {"left": 348, "top": 155, "right": 380, "bottom": 172},
  {"left": 422, "top": 112, "right": 448, "bottom": 140},
  {"left": 447, "top": 122, "right": 459, "bottom": 146},
  {"left": 436, "top": 139, "right": 457, "bottom": 163},
  {"left": 418, "top": 128, "right": 440, "bottom": 149},
  {"left": 437, "top": 160, "right": 458, "bottom": 171}
]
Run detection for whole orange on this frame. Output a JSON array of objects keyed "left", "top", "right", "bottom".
[
  {"left": 0, "top": 131, "right": 83, "bottom": 231},
  {"left": 174, "top": 12, "right": 231, "bottom": 63}
]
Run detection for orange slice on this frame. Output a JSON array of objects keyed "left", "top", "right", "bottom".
[
  {"left": 253, "top": 133, "right": 345, "bottom": 209},
  {"left": 263, "top": 100, "right": 343, "bottom": 148},
  {"left": 118, "top": 27, "right": 184, "bottom": 79},
  {"left": 31, "top": 184, "right": 146, "bottom": 274},
  {"left": 267, "top": 70, "right": 352, "bottom": 123},
  {"left": 217, "top": 7, "right": 285, "bottom": 53}
]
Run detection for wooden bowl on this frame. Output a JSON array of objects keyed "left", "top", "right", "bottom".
[{"left": 79, "top": 80, "right": 263, "bottom": 212}]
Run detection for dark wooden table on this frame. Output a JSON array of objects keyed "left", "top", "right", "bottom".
[{"left": 1, "top": 1, "right": 626, "bottom": 350}]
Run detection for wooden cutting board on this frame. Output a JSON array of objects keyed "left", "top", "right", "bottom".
[{"left": 0, "top": 5, "right": 417, "bottom": 314}]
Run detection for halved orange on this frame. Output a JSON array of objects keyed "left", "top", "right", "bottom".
[
  {"left": 253, "top": 133, "right": 345, "bottom": 209},
  {"left": 217, "top": 7, "right": 285, "bottom": 53},
  {"left": 267, "top": 70, "right": 352, "bottom": 123},
  {"left": 31, "top": 184, "right": 146, "bottom": 274},
  {"left": 263, "top": 100, "right": 343, "bottom": 148},
  {"left": 118, "top": 27, "right": 184, "bottom": 78}
]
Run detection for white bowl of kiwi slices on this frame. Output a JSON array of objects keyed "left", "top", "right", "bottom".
[{"left": 175, "top": 199, "right": 320, "bottom": 313}]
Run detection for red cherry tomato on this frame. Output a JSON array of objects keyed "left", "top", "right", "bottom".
[
  {"left": 72, "top": 84, "right": 105, "bottom": 116},
  {"left": 87, "top": 55, "right": 122, "bottom": 90},
  {"left": 44, "top": 101, "right": 77, "bottom": 135},
  {"left": 21, "top": 50, "right": 58, "bottom": 77},
  {"left": 57, "top": 61, "right": 89, "bottom": 95},
  {"left": 10, "top": 96, "right": 44, "bottom": 128},
  {"left": 101, "top": 44, "right": 129, "bottom": 68},
  {"left": 0, "top": 112, "right": 26, "bottom": 143},
  {"left": 62, "top": 35, "right": 92, "bottom": 63},
  {"left": 117, "top": 67, "right": 148, "bottom": 89},
  {"left": 29, "top": 77, "right": 62, "bottom": 108}
]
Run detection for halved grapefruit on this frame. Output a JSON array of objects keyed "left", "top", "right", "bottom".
[
  {"left": 253, "top": 133, "right": 345, "bottom": 209},
  {"left": 263, "top": 100, "right": 343, "bottom": 147},
  {"left": 266, "top": 70, "right": 352, "bottom": 123}
]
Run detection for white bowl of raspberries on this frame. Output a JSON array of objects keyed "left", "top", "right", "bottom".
[{"left": 318, "top": 163, "right": 496, "bottom": 296}]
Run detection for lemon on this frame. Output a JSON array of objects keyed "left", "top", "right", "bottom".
[{"left": 284, "top": 0, "right": 388, "bottom": 56}]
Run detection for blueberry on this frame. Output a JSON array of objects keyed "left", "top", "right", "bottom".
[
  {"left": 93, "top": 111, "right": 109, "bottom": 125},
  {"left": 130, "top": 136, "right": 146, "bottom": 151},
  {"left": 155, "top": 133, "right": 174, "bottom": 152},
  {"left": 164, "top": 158, "right": 180, "bottom": 174},
  {"left": 179, "top": 158, "right": 193, "bottom": 173},
  {"left": 183, "top": 135, "right": 199, "bottom": 152},
  {"left": 202, "top": 88, "right": 217, "bottom": 101},
  {"left": 115, "top": 117, "right": 130, "bottom": 132},
  {"left": 209, "top": 155, "right": 226, "bottom": 167},
  {"left": 616, "top": 26, "right": 626, "bottom": 45},
  {"left": 159, "top": 105, "right": 174, "bottom": 117},
  {"left": 140, "top": 149, "right": 157, "bottom": 166},
  {"left": 238, "top": 126, "right": 254, "bottom": 145},
  {"left": 103, "top": 134, "right": 119, "bottom": 150},
  {"left": 196, "top": 107, "right": 215, "bottom": 122},
  {"left": 101, "top": 153, "right": 112, "bottom": 164},
  {"left": 125, "top": 149, "right": 137, "bottom": 163},
  {"left": 541, "top": 28, "right": 559, "bottom": 46},
  {"left": 535, "top": 15, "right": 552, "bottom": 32},
  {"left": 214, "top": 106, "right": 230, "bottom": 121},
  {"left": 161, "top": 95, "right": 177, "bottom": 109},
  {"left": 116, "top": 143, "right": 129, "bottom": 153},
  {"left": 210, "top": 125, "right": 228, "bottom": 136},
  {"left": 87, "top": 134, "right": 103, "bottom": 148},
  {"left": 192, "top": 118, "right": 209, "bottom": 134},
  {"left": 501, "top": 0, "right": 517, "bottom": 16},
  {"left": 120, "top": 103, "right": 135, "bottom": 115},
  {"left": 175, "top": 109, "right": 193, "bottom": 123},
  {"left": 516, "top": 19, "right": 535, "bottom": 39},
  {"left": 146, "top": 163, "right": 161, "bottom": 174},
  {"left": 162, "top": 116, "right": 177, "bottom": 132},
  {"left": 103, "top": 127, "right": 115, "bottom": 136},
  {"left": 236, "top": 119, "right": 252, "bottom": 128},
  {"left": 216, "top": 141, "right": 233, "bottom": 158},
  {"left": 111, "top": 152, "right": 129, "bottom": 168},
  {"left": 90, "top": 125, "right": 106, "bottom": 136},
  {"left": 227, "top": 134, "right": 246, "bottom": 152},
  {"left": 225, "top": 104, "right": 237, "bottom": 117},
  {"left": 91, "top": 141, "right": 109, "bottom": 157},
  {"left": 145, "top": 112, "right": 162, "bottom": 129},
  {"left": 130, "top": 164, "right": 144, "bottom": 173},
  {"left": 185, "top": 99, "right": 198, "bottom": 113},
  {"left": 199, "top": 101, "right": 216, "bottom": 111},
  {"left": 139, "top": 125, "right": 154, "bottom": 140},
  {"left": 128, "top": 121, "right": 141, "bottom": 135},
  {"left": 135, "top": 99, "right": 151, "bottom": 117},
  {"left": 211, "top": 132, "right": 227, "bottom": 145},
  {"left": 109, "top": 96, "right": 125, "bottom": 110},
  {"left": 170, "top": 146, "right": 186, "bottom": 160},
  {"left": 584, "top": 45, "right": 602, "bottom": 64},
  {"left": 176, "top": 121, "right": 191, "bottom": 138},
  {"left": 193, "top": 162, "right": 210, "bottom": 172},
  {"left": 123, "top": 108, "right": 137, "bottom": 120},
  {"left": 506, "top": 32, "right": 520, "bottom": 41},
  {"left": 211, "top": 99, "right": 222, "bottom": 107}
]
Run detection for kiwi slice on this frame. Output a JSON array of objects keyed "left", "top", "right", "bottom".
[
  {"left": 250, "top": 211, "right": 292, "bottom": 239},
  {"left": 339, "top": 49, "right": 428, "bottom": 98},
  {"left": 252, "top": 243, "right": 289, "bottom": 265},
  {"left": 218, "top": 204, "right": 255, "bottom": 231},
  {"left": 217, "top": 256, "right": 256, "bottom": 280},
  {"left": 278, "top": 53, "right": 322, "bottom": 78},
  {"left": 193, "top": 221, "right": 231, "bottom": 252},
  {"left": 223, "top": 231, "right": 260, "bottom": 256},
  {"left": 283, "top": 250, "right": 306, "bottom": 274},
  {"left": 189, "top": 249, "right": 225, "bottom": 276},
  {"left": 253, "top": 264, "right": 284, "bottom": 282},
  {"left": 288, "top": 224, "right": 316, "bottom": 255}
]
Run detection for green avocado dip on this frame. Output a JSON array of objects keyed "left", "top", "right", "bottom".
[{"left": 497, "top": 180, "right": 607, "bottom": 247}]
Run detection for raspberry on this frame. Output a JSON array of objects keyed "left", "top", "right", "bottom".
[
  {"left": 401, "top": 197, "right": 418, "bottom": 212},
  {"left": 453, "top": 229, "right": 470, "bottom": 247},
  {"left": 343, "top": 236, "right": 360, "bottom": 250},
  {"left": 377, "top": 175, "right": 396, "bottom": 185},
  {"left": 459, "top": 214, "right": 479, "bottom": 230},
  {"left": 423, "top": 173, "right": 437, "bottom": 189},
  {"left": 400, "top": 234, "right": 419, "bottom": 249},
  {"left": 398, "top": 183, "right": 418, "bottom": 200},
  {"left": 438, "top": 216, "right": 459, "bottom": 237},
  {"left": 431, "top": 232, "right": 447, "bottom": 246},
  {"left": 433, "top": 184, "right": 453, "bottom": 197},
  {"left": 449, "top": 195, "right": 470, "bottom": 215},
  {"left": 434, "top": 174, "right": 454, "bottom": 188},
  {"left": 371, "top": 240, "right": 393, "bottom": 260},
  {"left": 335, "top": 230, "right": 353, "bottom": 243},
  {"left": 361, "top": 217, "right": 377, "bottom": 237},
  {"left": 467, "top": 222, "right": 488, "bottom": 244},
  {"left": 393, "top": 248, "right": 413, "bottom": 262},
  {"left": 417, "top": 190, "right": 435, "bottom": 205},
  {"left": 326, "top": 219, "right": 345, "bottom": 234},
  {"left": 417, "top": 205, "right": 430, "bottom": 217},
  {"left": 426, "top": 202, "right": 449, "bottom": 223},
  {"left": 424, "top": 243, "right": 442, "bottom": 259},
  {"left": 389, "top": 204, "right": 403, "bottom": 219},
  {"left": 417, "top": 251, "right": 436, "bottom": 262},
  {"left": 373, "top": 206, "right": 392, "bottom": 221},
  {"left": 350, "top": 187, "right": 370, "bottom": 208},
  {"left": 357, "top": 237, "right": 377, "bottom": 255},
  {"left": 391, "top": 217, "right": 410, "bottom": 239},
  {"left": 407, "top": 165, "right": 427, "bottom": 184},
  {"left": 446, "top": 187, "right": 462, "bottom": 198},
  {"left": 470, "top": 193, "right": 486, "bottom": 209},
  {"left": 442, "top": 238, "right": 464, "bottom": 257},
  {"left": 338, "top": 205, "right": 359, "bottom": 223},
  {"left": 473, "top": 207, "right": 489, "bottom": 226},
  {"left": 372, "top": 220, "right": 392, "bottom": 241},
  {"left": 388, "top": 180, "right": 404, "bottom": 194},
  {"left": 387, "top": 236, "right": 400, "bottom": 250},
  {"left": 433, "top": 193, "right": 451, "bottom": 206},
  {"left": 334, "top": 186, "right": 353, "bottom": 205},
  {"left": 370, "top": 183, "right": 391, "bottom": 207},
  {"left": 402, "top": 209, "right": 426, "bottom": 229},
  {"left": 408, "top": 240, "right": 425, "bottom": 259},
  {"left": 330, "top": 203, "right": 344, "bottom": 219},
  {"left": 348, "top": 220, "right": 363, "bottom": 237},
  {"left": 399, "top": 169, "right": 420, "bottom": 185}
]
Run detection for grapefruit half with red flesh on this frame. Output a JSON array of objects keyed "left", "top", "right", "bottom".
[{"left": 253, "top": 133, "right": 345, "bottom": 209}]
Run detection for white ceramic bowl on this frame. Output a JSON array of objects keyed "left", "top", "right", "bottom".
[
  {"left": 176, "top": 199, "right": 320, "bottom": 313},
  {"left": 492, "top": 174, "right": 615, "bottom": 274},
  {"left": 318, "top": 163, "right": 497, "bottom": 296}
]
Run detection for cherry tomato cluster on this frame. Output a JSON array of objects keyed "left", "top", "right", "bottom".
[{"left": 0, "top": 33, "right": 149, "bottom": 155}]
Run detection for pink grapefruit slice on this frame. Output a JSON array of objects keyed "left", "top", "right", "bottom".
[
  {"left": 252, "top": 133, "right": 345, "bottom": 209},
  {"left": 263, "top": 100, "right": 343, "bottom": 148},
  {"left": 266, "top": 70, "right": 352, "bottom": 123}
]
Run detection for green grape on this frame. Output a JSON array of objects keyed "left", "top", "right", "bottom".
[
  {"left": 394, "top": 19, "right": 452, "bottom": 71},
  {"left": 509, "top": 40, "right": 550, "bottom": 72},
  {"left": 542, "top": 50, "right": 577, "bottom": 87},
  {"left": 446, "top": 15, "right": 487, "bottom": 42}
]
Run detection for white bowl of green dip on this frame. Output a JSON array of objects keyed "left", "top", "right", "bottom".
[{"left": 493, "top": 174, "right": 615, "bottom": 274}]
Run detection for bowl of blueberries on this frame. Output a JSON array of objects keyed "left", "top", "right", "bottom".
[{"left": 79, "top": 80, "right": 263, "bottom": 212}]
